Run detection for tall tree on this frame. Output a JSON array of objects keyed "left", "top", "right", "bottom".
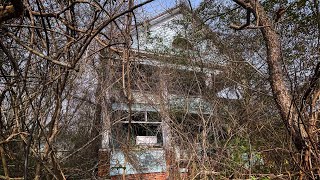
[
  {"left": 227, "top": 0, "right": 320, "bottom": 178},
  {"left": 0, "top": 0, "right": 153, "bottom": 178}
]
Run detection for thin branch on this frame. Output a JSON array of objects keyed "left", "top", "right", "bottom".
[
  {"left": 230, "top": 23, "right": 270, "bottom": 29},
  {"left": 0, "top": 41, "right": 20, "bottom": 75},
  {"left": 230, "top": 7, "right": 251, "bottom": 30},
  {"left": 74, "top": 0, "right": 154, "bottom": 65},
  {"left": 6, "top": 32, "right": 74, "bottom": 69},
  {"left": 232, "top": 0, "right": 252, "bottom": 9}
]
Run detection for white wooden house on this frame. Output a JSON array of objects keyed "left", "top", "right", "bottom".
[{"left": 97, "top": 3, "right": 235, "bottom": 179}]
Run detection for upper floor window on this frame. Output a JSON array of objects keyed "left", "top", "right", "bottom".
[
  {"left": 172, "top": 36, "right": 193, "bottom": 50},
  {"left": 131, "top": 64, "right": 159, "bottom": 92},
  {"left": 168, "top": 69, "right": 206, "bottom": 96}
]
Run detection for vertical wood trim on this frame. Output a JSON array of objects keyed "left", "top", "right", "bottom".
[{"left": 159, "top": 68, "right": 178, "bottom": 180}]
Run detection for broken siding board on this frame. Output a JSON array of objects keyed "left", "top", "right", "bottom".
[
  {"left": 110, "top": 149, "right": 166, "bottom": 176},
  {"left": 111, "top": 96, "right": 213, "bottom": 116},
  {"left": 119, "top": 121, "right": 161, "bottom": 124},
  {"left": 112, "top": 103, "right": 159, "bottom": 112}
]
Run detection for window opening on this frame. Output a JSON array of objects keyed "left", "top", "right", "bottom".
[
  {"left": 172, "top": 36, "right": 193, "bottom": 50},
  {"left": 112, "top": 110, "right": 162, "bottom": 147}
]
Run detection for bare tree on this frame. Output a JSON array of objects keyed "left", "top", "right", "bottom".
[
  {"left": 0, "top": 0, "right": 153, "bottom": 179},
  {"left": 229, "top": 0, "right": 320, "bottom": 178}
]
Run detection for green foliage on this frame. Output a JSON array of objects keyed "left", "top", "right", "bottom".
[{"left": 227, "top": 137, "right": 264, "bottom": 169}]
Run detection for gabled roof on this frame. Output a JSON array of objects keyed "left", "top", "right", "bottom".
[
  {"left": 131, "top": 3, "right": 244, "bottom": 67},
  {"left": 135, "top": 3, "right": 190, "bottom": 28}
]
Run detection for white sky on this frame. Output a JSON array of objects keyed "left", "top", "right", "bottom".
[{"left": 136, "top": 0, "right": 202, "bottom": 20}]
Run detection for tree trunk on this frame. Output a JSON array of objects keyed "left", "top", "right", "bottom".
[
  {"left": 254, "top": 2, "right": 308, "bottom": 148},
  {"left": 232, "top": 0, "right": 320, "bottom": 178}
]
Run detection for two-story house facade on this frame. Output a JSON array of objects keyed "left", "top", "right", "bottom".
[{"left": 96, "top": 3, "right": 233, "bottom": 179}]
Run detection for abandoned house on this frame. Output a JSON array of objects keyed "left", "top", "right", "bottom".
[{"left": 96, "top": 2, "right": 238, "bottom": 180}]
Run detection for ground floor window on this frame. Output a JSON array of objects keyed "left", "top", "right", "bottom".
[{"left": 111, "top": 110, "right": 162, "bottom": 148}]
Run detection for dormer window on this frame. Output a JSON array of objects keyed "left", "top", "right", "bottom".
[{"left": 172, "top": 36, "right": 193, "bottom": 50}]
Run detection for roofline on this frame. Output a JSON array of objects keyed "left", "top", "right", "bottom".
[
  {"left": 135, "top": 3, "right": 191, "bottom": 28},
  {"left": 131, "top": 3, "right": 238, "bottom": 70}
]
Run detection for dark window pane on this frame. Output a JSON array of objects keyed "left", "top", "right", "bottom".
[
  {"left": 131, "top": 64, "right": 159, "bottom": 91},
  {"left": 147, "top": 112, "right": 161, "bottom": 122}
]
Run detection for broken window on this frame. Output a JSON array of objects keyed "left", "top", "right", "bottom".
[{"left": 111, "top": 110, "right": 162, "bottom": 148}]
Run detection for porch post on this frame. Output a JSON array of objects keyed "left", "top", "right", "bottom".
[
  {"left": 159, "top": 68, "right": 177, "bottom": 180},
  {"left": 97, "top": 102, "right": 111, "bottom": 179},
  {"left": 97, "top": 79, "right": 112, "bottom": 179}
]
